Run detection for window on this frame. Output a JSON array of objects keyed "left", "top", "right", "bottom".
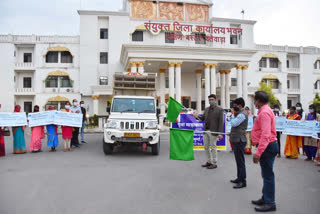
[
  {"left": 191, "top": 101, "right": 196, "bottom": 110},
  {"left": 99, "top": 76, "right": 108, "bottom": 85},
  {"left": 315, "top": 60, "right": 320, "bottom": 69},
  {"left": 287, "top": 100, "right": 292, "bottom": 109},
  {"left": 100, "top": 28, "right": 108, "bottom": 39},
  {"left": 61, "top": 51, "right": 73, "bottom": 63},
  {"left": 23, "top": 77, "right": 32, "bottom": 88},
  {"left": 315, "top": 82, "right": 318, "bottom": 89},
  {"left": 24, "top": 102, "right": 32, "bottom": 113},
  {"left": 132, "top": 31, "right": 143, "bottom": 42},
  {"left": 195, "top": 33, "right": 206, "bottom": 45},
  {"left": 23, "top": 53, "right": 32, "bottom": 63},
  {"left": 231, "top": 78, "right": 237, "bottom": 86},
  {"left": 287, "top": 60, "right": 290, "bottom": 68},
  {"left": 100, "top": 52, "right": 108, "bottom": 64},
  {"left": 262, "top": 79, "right": 279, "bottom": 89},
  {"left": 45, "top": 76, "right": 58, "bottom": 88},
  {"left": 287, "top": 80, "right": 290, "bottom": 89},
  {"left": 165, "top": 77, "right": 169, "bottom": 88},
  {"left": 230, "top": 35, "right": 238, "bottom": 44},
  {"left": 182, "top": 98, "right": 190, "bottom": 108},
  {"left": 60, "top": 76, "right": 72, "bottom": 88},
  {"left": 259, "top": 57, "right": 267, "bottom": 68},
  {"left": 46, "top": 51, "right": 58, "bottom": 63},
  {"left": 201, "top": 101, "right": 205, "bottom": 111},
  {"left": 270, "top": 58, "right": 279, "bottom": 68},
  {"left": 165, "top": 32, "right": 174, "bottom": 44}
]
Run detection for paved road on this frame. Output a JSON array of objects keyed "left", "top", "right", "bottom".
[{"left": 0, "top": 132, "right": 319, "bottom": 214}]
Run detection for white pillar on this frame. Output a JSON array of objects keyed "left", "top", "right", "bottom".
[
  {"left": 236, "top": 65, "right": 243, "bottom": 97},
  {"left": 130, "top": 62, "right": 137, "bottom": 73},
  {"left": 168, "top": 62, "right": 175, "bottom": 99},
  {"left": 242, "top": 65, "right": 248, "bottom": 104},
  {"left": 137, "top": 62, "right": 145, "bottom": 73},
  {"left": 204, "top": 64, "right": 210, "bottom": 107},
  {"left": 196, "top": 70, "right": 202, "bottom": 113},
  {"left": 210, "top": 64, "right": 217, "bottom": 95},
  {"left": 225, "top": 71, "right": 230, "bottom": 108},
  {"left": 175, "top": 63, "right": 182, "bottom": 104},
  {"left": 92, "top": 96, "right": 99, "bottom": 116},
  {"left": 267, "top": 58, "right": 270, "bottom": 68},
  {"left": 220, "top": 71, "right": 226, "bottom": 109},
  {"left": 159, "top": 69, "right": 166, "bottom": 128}
]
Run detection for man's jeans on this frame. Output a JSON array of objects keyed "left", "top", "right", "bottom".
[
  {"left": 80, "top": 122, "right": 85, "bottom": 142},
  {"left": 260, "top": 142, "right": 279, "bottom": 205}
]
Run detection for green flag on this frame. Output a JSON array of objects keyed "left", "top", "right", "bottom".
[
  {"left": 166, "top": 96, "right": 184, "bottom": 123},
  {"left": 170, "top": 128, "right": 194, "bottom": 161}
]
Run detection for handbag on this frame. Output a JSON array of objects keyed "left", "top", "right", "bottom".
[{"left": 3, "top": 127, "right": 10, "bottom": 136}]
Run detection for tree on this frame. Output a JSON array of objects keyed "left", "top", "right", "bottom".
[
  {"left": 313, "top": 93, "right": 320, "bottom": 113},
  {"left": 257, "top": 82, "right": 279, "bottom": 107}
]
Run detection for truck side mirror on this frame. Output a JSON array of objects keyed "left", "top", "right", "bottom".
[{"left": 106, "top": 106, "right": 110, "bottom": 113}]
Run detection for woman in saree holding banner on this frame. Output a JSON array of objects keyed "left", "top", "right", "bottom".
[
  {"left": 244, "top": 106, "right": 253, "bottom": 154},
  {"left": 304, "top": 104, "right": 319, "bottom": 161},
  {"left": 46, "top": 106, "right": 58, "bottom": 152},
  {"left": 29, "top": 105, "right": 45, "bottom": 153},
  {"left": 61, "top": 102, "right": 73, "bottom": 152},
  {"left": 0, "top": 104, "right": 5, "bottom": 156},
  {"left": 284, "top": 106, "right": 302, "bottom": 159},
  {"left": 12, "top": 105, "right": 27, "bottom": 154}
]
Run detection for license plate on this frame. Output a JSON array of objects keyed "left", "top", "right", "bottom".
[{"left": 124, "top": 133, "right": 140, "bottom": 137}]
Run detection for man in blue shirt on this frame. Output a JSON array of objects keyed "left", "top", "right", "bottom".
[{"left": 70, "top": 99, "right": 81, "bottom": 148}]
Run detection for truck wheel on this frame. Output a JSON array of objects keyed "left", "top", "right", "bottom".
[
  {"left": 151, "top": 139, "right": 160, "bottom": 155},
  {"left": 103, "top": 141, "right": 113, "bottom": 155}
]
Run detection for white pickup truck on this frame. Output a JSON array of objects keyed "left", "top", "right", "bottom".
[{"left": 103, "top": 95, "right": 160, "bottom": 155}]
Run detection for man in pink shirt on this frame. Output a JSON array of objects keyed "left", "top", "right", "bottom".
[{"left": 251, "top": 91, "right": 279, "bottom": 212}]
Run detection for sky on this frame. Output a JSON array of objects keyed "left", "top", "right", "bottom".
[{"left": 0, "top": 0, "right": 319, "bottom": 47}]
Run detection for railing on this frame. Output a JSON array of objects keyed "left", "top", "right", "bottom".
[
  {"left": 0, "top": 34, "right": 79, "bottom": 44},
  {"left": 288, "top": 88, "right": 300, "bottom": 93},
  {"left": 256, "top": 44, "right": 320, "bottom": 54},
  {"left": 287, "top": 68, "right": 300, "bottom": 73},
  {"left": 15, "top": 62, "right": 35, "bottom": 69},
  {"left": 257, "top": 67, "right": 281, "bottom": 73},
  {"left": 15, "top": 88, "right": 35, "bottom": 94}
]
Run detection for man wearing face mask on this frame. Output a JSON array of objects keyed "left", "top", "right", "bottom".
[
  {"left": 70, "top": 99, "right": 82, "bottom": 148},
  {"left": 80, "top": 101, "right": 87, "bottom": 144},
  {"left": 193, "top": 94, "right": 224, "bottom": 169},
  {"left": 229, "top": 98, "right": 248, "bottom": 189}
]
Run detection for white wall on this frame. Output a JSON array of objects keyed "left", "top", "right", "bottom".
[{"left": 0, "top": 43, "right": 15, "bottom": 112}]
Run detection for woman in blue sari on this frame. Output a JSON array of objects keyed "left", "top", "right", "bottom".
[
  {"left": 46, "top": 106, "right": 59, "bottom": 152},
  {"left": 12, "top": 105, "right": 27, "bottom": 154}
]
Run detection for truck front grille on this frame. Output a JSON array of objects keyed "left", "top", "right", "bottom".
[{"left": 120, "top": 121, "right": 145, "bottom": 130}]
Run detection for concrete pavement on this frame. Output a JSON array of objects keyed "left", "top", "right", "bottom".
[{"left": 0, "top": 133, "right": 319, "bottom": 214}]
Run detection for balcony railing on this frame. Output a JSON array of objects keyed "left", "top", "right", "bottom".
[
  {"left": 15, "top": 88, "right": 35, "bottom": 94},
  {"left": 288, "top": 88, "right": 300, "bottom": 94},
  {"left": 287, "top": 68, "right": 300, "bottom": 73},
  {"left": 15, "top": 62, "right": 35, "bottom": 70},
  {"left": 0, "top": 34, "right": 79, "bottom": 44},
  {"left": 256, "top": 44, "right": 320, "bottom": 54},
  {"left": 257, "top": 67, "right": 281, "bottom": 73}
]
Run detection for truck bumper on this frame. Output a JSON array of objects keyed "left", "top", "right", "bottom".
[{"left": 104, "top": 129, "right": 160, "bottom": 145}]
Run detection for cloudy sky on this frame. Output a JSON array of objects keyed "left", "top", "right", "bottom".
[{"left": 0, "top": 0, "right": 319, "bottom": 47}]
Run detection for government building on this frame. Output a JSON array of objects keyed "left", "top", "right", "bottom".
[{"left": 0, "top": 0, "right": 319, "bottom": 121}]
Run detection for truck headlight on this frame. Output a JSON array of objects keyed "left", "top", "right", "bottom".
[
  {"left": 145, "top": 120, "right": 158, "bottom": 129},
  {"left": 106, "top": 119, "right": 118, "bottom": 129}
]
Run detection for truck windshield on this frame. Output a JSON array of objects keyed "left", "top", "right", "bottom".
[{"left": 111, "top": 98, "right": 156, "bottom": 113}]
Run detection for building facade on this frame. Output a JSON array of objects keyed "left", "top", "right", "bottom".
[{"left": 0, "top": 0, "right": 320, "bottom": 117}]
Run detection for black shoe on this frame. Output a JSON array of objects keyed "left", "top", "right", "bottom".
[
  {"left": 252, "top": 198, "right": 265, "bottom": 206},
  {"left": 255, "top": 204, "right": 276, "bottom": 212},
  {"left": 230, "top": 179, "right": 240, "bottom": 183},
  {"left": 74, "top": 144, "right": 80, "bottom": 148},
  {"left": 233, "top": 182, "right": 246, "bottom": 189},
  {"left": 81, "top": 141, "right": 87, "bottom": 144}
]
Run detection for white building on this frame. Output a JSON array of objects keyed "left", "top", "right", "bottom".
[{"left": 1, "top": 0, "right": 320, "bottom": 117}]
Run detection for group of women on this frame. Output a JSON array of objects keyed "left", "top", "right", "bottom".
[
  {"left": 0, "top": 101, "right": 76, "bottom": 157},
  {"left": 284, "top": 103, "right": 320, "bottom": 165}
]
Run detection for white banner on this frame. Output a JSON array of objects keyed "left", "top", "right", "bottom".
[{"left": 0, "top": 112, "right": 28, "bottom": 127}]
